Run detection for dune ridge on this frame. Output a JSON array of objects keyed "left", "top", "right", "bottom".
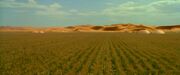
[{"left": 1, "top": 24, "right": 180, "bottom": 34}]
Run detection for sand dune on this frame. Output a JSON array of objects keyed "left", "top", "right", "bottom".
[{"left": 1, "top": 24, "right": 180, "bottom": 34}]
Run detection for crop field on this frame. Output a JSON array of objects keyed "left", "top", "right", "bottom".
[{"left": 0, "top": 32, "right": 180, "bottom": 75}]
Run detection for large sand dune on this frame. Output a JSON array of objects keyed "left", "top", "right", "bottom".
[{"left": 1, "top": 24, "right": 180, "bottom": 34}]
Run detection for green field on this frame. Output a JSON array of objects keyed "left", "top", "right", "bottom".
[{"left": 0, "top": 32, "right": 180, "bottom": 75}]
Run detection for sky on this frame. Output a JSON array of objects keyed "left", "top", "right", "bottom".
[{"left": 0, "top": 0, "right": 180, "bottom": 27}]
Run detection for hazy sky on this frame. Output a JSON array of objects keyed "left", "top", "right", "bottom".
[{"left": 0, "top": 0, "right": 180, "bottom": 26}]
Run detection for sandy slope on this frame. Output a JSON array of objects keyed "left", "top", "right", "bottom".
[{"left": 0, "top": 24, "right": 180, "bottom": 34}]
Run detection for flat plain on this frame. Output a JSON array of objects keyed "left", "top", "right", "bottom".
[{"left": 0, "top": 32, "right": 180, "bottom": 75}]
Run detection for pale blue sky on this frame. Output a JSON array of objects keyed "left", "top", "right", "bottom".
[{"left": 0, "top": 0, "right": 180, "bottom": 26}]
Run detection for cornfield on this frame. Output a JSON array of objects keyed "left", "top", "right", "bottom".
[{"left": 0, "top": 32, "right": 180, "bottom": 75}]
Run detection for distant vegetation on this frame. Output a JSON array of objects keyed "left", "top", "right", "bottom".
[{"left": 0, "top": 32, "right": 180, "bottom": 75}]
